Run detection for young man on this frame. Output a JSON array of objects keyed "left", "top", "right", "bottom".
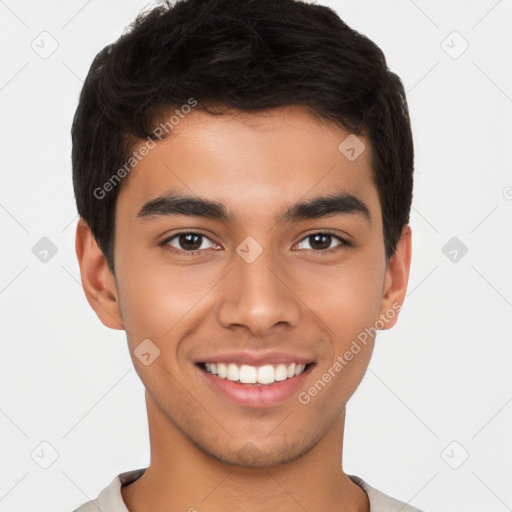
[{"left": 72, "top": 0, "right": 427, "bottom": 510}]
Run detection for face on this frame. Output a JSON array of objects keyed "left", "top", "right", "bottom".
[{"left": 82, "top": 105, "right": 410, "bottom": 468}]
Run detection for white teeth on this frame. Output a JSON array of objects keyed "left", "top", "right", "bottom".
[
  {"left": 257, "top": 365, "right": 275, "bottom": 384},
  {"left": 239, "top": 364, "right": 257, "bottom": 383},
  {"left": 217, "top": 363, "right": 227, "bottom": 378},
  {"left": 203, "top": 361, "right": 308, "bottom": 385},
  {"left": 274, "top": 364, "right": 288, "bottom": 381},
  {"left": 227, "top": 363, "right": 239, "bottom": 381}
]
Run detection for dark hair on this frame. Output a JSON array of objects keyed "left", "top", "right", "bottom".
[{"left": 72, "top": 0, "right": 414, "bottom": 273}]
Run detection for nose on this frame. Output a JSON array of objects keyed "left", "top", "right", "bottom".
[{"left": 216, "top": 245, "right": 302, "bottom": 337}]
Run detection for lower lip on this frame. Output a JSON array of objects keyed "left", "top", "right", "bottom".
[{"left": 196, "top": 364, "right": 314, "bottom": 408}]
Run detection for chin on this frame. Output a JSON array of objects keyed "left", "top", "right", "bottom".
[{"left": 193, "top": 431, "right": 322, "bottom": 469}]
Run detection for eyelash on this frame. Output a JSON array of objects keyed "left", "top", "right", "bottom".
[{"left": 160, "top": 231, "right": 350, "bottom": 257}]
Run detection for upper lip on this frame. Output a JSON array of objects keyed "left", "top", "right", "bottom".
[{"left": 195, "top": 350, "right": 314, "bottom": 366}]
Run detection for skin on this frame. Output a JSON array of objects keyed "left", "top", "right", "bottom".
[{"left": 76, "top": 105, "right": 411, "bottom": 512}]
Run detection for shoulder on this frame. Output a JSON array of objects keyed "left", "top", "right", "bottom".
[
  {"left": 348, "top": 474, "right": 430, "bottom": 512},
  {"left": 73, "top": 468, "right": 147, "bottom": 512}
]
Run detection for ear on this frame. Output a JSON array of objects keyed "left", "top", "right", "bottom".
[
  {"left": 75, "top": 218, "right": 124, "bottom": 330},
  {"left": 377, "top": 225, "right": 412, "bottom": 330}
]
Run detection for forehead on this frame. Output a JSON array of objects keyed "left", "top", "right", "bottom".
[{"left": 116, "top": 106, "right": 379, "bottom": 225}]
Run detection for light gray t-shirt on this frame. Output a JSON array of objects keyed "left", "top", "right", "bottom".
[{"left": 74, "top": 468, "right": 428, "bottom": 512}]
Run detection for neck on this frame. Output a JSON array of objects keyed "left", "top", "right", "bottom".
[{"left": 121, "top": 393, "right": 369, "bottom": 512}]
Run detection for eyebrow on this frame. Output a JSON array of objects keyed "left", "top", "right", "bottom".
[{"left": 136, "top": 189, "right": 371, "bottom": 224}]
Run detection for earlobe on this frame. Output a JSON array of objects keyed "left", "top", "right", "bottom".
[
  {"left": 75, "top": 218, "right": 124, "bottom": 330},
  {"left": 378, "top": 225, "right": 412, "bottom": 330}
]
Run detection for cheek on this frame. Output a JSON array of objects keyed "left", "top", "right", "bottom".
[
  {"left": 293, "top": 265, "right": 381, "bottom": 410},
  {"left": 289, "top": 252, "right": 385, "bottom": 335},
  {"left": 115, "top": 261, "right": 213, "bottom": 392},
  {"left": 115, "top": 230, "right": 385, "bottom": 350},
  {"left": 116, "top": 256, "right": 217, "bottom": 347},
  {"left": 117, "top": 251, "right": 385, "bottom": 337}
]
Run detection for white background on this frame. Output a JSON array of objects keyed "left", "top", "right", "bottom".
[{"left": 1, "top": 1, "right": 511, "bottom": 511}]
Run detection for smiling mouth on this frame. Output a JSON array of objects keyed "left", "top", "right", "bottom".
[{"left": 196, "top": 361, "right": 315, "bottom": 386}]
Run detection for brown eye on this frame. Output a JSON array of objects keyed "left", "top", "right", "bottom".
[
  {"left": 309, "top": 233, "right": 332, "bottom": 250},
  {"left": 162, "top": 232, "right": 217, "bottom": 254},
  {"left": 295, "top": 232, "right": 347, "bottom": 252},
  {"left": 177, "top": 233, "right": 203, "bottom": 251}
]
